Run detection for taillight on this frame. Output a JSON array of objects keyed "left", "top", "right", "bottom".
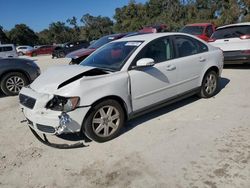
[
  {"left": 208, "top": 38, "right": 216, "bottom": 42},
  {"left": 240, "top": 35, "right": 250, "bottom": 39}
]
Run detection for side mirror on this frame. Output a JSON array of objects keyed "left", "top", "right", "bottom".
[{"left": 136, "top": 58, "right": 155, "bottom": 67}]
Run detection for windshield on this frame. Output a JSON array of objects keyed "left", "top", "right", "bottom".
[
  {"left": 81, "top": 41, "right": 142, "bottom": 71},
  {"left": 88, "top": 36, "right": 116, "bottom": 49},
  {"left": 211, "top": 25, "right": 250, "bottom": 39},
  {"left": 181, "top": 26, "right": 205, "bottom": 35}
]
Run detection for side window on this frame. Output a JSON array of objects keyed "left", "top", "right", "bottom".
[
  {"left": 175, "top": 36, "right": 208, "bottom": 57},
  {"left": 196, "top": 40, "right": 208, "bottom": 53},
  {"left": 3, "top": 46, "right": 13, "bottom": 52},
  {"left": 135, "top": 37, "right": 173, "bottom": 64},
  {"left": 0, "top": 47, "right": 2, "bottom": 52},
  {"left": 175, "top": 36, "right": 199, "bottom": 57},
  {"left": 206, "top": 25, "right": 213, "bottom": 37}
]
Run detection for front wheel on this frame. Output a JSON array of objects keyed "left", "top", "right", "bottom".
[
  {"left": 198, "top": 70, "right": 218, "bottom": 98},
  {"left": 83, "top": 99, "right": 125, "bottom": 143}
]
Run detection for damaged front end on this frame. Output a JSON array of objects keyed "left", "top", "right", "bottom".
[
  {"left": 45, "top": 95, "right": 80, "bottom": 134},
  {"left": 19, "top": 87, "right": 90, "bottom": 149}
]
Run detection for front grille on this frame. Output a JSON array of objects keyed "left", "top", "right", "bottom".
[
  {"left": 37, "top": 124, "right": 55, "bottom": 133},
  {"left": 19, "top": 94, "right": 36, "bottom": 109}
]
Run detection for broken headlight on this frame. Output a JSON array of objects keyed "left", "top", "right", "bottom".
[{"left": 46, "top": 95, "right": 80, "bottom": 112}]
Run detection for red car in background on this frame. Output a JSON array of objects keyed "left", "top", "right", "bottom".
[
  {"left": 180, "top": 23, "right": 216, "bottom": 42},
  {"left": 66, "top": 33, "right": 127, "bottom": 65},
  {"left": 26, "top": 45, "right": 55, "bottom": 56}
]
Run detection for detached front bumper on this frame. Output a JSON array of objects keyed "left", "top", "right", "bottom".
[{"left": 19, "top": 87, "right": 91, "bottom": 135}]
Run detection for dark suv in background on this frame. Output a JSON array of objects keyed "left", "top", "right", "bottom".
[{"left": 52, "top": 40, "right": 89, "bottom": 58}]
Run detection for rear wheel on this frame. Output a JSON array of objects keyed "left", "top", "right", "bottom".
[
  {"left": 0, "top": 72, "right": 29, "bottom": 96},
  {"left": 199, "top": 70, "right": 218, "bottom": 98},
  {"left": 83, "top": 99, "right": 125, "bottom": 142}
]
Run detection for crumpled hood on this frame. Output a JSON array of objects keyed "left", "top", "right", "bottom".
[
  {"left": 30, "top": 65, "right": 94, "bottom": 94},
  {"left": 66, "top": 48, "right": 96, "bottom": 59}
]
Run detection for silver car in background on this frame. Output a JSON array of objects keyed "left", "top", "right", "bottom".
[
  {"left": 0, "top": 44, "right": 18, "bottom": 58},
  {"left": 16, "top": 45, "right": 33, "bottom": 56},
  {"left": 19, "top": 33, "right": 223, "bottom": 142}
]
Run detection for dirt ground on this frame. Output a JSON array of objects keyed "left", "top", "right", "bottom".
[{"left": 0, "top": 55, "right": 249, "bottom": 188}]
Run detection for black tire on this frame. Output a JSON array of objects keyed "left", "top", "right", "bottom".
[
  {"left": 32, "top": 52, "right": 37, "bottom": 57},
  {"left": 0, "top": 72, "right": 29, "bottom": 96},
  {"left": 198, "top": 70, "right": 218, "bottom": 98},
  {"left": 59, "top": 51, "right": 65, "bottom": 58},
  {"left": 18, "top": 52, "right": 24, "bottom": 56},
  {"left": 83, "top": 99, "right": 125, "bottom": 143}
]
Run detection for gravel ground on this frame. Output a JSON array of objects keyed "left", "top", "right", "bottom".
[{"left": 0, "top": 55, "right": 249, "bottom": 188}]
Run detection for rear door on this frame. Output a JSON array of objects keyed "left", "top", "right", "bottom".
[
  {"left": 210, "top": 25, "right": 250, "bottom": 51},
  {"left": 172, "top": 35, "right": 208, "bottom": 94},
  {"left": 128, "top": 36, "right": 179, "bottom": 111}
]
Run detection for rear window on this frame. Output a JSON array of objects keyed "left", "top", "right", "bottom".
[
  {"left": 0, "top": 46, "right": 13, "bottom": 52},
  {"left": 180, "top": 26, "right": 205, "bottom": 35},
  {"left": 212, "top": 25, "right": 250, "bottom": 39}
]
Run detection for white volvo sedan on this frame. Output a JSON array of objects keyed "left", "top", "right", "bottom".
[{"left": 19, "top": 33, "right": 223, "bottom": 142}]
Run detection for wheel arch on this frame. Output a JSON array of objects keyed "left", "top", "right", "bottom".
[
  {"left": 200, "top": 66, "right": 220, "bottom": 85},
  {"left": 81, "top": 95, "right": 129, "bottom": 129},
  {"left": 0, "top": 70, "right": 31, "bottom": 84}
]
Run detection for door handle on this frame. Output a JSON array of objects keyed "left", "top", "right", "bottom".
[
  {"left": 166, "top": 65, "right": 176, "bottom": 71},
  {"left": 199, "top": 57, "right": 206, "bottom": 62}
]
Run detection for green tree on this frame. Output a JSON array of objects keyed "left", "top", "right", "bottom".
[
  {"left": 114, "top": 0, "right": 147, "bottom": 32},
  {"left": 0, "top": 25, "right": 9, "bottom": 44},
  {"left": 239, "top": 0, "right": 250, "bottom": 21},
  {"left": 80, "top": 14, "right": 114, "bottom": 41},
  {"left": 38, "top": 21, "right": 76, "bottom": 44},
  {"left": 8, "top": 24, "right": 39, "bottom": 45},
  {"left": 67, "top": 16, "right": 81, "bottom": 40}
]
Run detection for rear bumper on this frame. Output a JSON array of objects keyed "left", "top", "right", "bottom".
[{"left": 223, "top": 51, "right": 250, "bottom": 64}]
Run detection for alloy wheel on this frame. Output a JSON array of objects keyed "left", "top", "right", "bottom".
[
  {"left": 92, "top": 105, "right": 120, "bottom": 138},
  {"left": 204, "top": 73, "right": 217, "bottom": 95},
  {"left": 6, "top": 76, "right": 25, "bottom": 93}
]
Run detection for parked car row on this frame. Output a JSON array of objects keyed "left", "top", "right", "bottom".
[
  {"left": 66, "top": 24, "right": 169, "bottom": 65},
  {"left": 181, "top": 22, "right": 250, "bottom": 64}
]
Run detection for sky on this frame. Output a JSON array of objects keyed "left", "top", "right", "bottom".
[{"left": 0, "top": 0, "right": 148, "bottom": 32}]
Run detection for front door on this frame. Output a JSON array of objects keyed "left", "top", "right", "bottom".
[{"left": 128, "top": 37, "right": 179, "bottom": 112}]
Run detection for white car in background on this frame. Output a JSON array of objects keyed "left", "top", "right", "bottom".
[
  {"left": 209, "top": 22, "right": 250, "bottom": 64},
  {"left": 16, "top": 45, "right": 33, "bottom": 56},
  {"left": 19, "top": 33, "right": 223, "bottom": 143},
  {"left": 0, "top": 44, "right": 18, "bottom": 58}
]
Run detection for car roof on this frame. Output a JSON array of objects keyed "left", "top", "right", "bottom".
[
  {"left": 0, "top": 58, "right": 32, "bottom": 62},
  {"left": 17, "top": 45, "right": 32, "bottom": 48},
  {"left": 0, "top": 44, "right": 15, "bottom": 47},
  {"left": 186, "top": 23, "right": 213, "bottom": 26},
  {"left": 115, "top": 32, "right": 188, "bottom": 43},
  {"left": 217, "top": 22, "right": 250, "bottom": 30}
]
